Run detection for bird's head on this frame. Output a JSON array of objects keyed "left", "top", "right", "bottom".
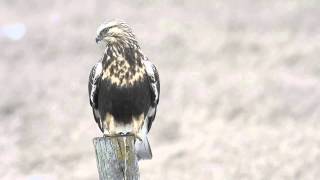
[{"left": 95, "top": 20, "right": 137, "bottom": 47}]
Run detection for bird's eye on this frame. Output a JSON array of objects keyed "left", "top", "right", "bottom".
[{"left": 101, "top": 28, "right": 109, "bottom": 34}]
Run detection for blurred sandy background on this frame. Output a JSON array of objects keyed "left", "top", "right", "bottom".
[{"left": 1, "top": 0, "right": 320, "bottom": 179}]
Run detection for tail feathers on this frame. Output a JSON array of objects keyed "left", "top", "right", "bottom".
[{"left": 135, "top": 133, "right": 152, "bottom": 160}]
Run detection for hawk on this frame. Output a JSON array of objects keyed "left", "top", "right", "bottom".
[{"left": 88, "top": 20, "right": 160, "bottom": 160}]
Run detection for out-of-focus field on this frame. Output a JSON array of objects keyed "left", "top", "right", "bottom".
[{"left": 1, "top": 0, "right": 320, "bottom": 179}]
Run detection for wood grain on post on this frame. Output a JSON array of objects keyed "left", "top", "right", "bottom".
[{"left": 93, "top": 135, "right": 139, "bottom": 180}]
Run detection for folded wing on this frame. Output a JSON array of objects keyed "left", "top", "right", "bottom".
[
  {"left": 142, "top": 59, "right": 160, "bottom": 132},
  {"left": 88, "top": 60, "right": 103, "bottom": 132}
]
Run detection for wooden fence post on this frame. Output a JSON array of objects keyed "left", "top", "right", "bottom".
[{"left": 93, "top": 135, "right": 139, "bottom": 180}]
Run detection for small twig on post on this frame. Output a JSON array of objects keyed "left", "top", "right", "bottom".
[{"left": 93, "top": 135, "right": 139, "bottom": 180}]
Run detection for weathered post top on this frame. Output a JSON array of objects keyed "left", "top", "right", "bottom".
[{"left": 93, "top": 135, "right": 139, "bottom": 180}]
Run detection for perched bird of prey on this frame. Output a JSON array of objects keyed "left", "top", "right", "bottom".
[{"left": 88, "top": 20, "right": 160, "bottom": 160}]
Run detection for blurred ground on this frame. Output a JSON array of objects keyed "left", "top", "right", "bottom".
[{"left": 1, "top": 0, "right": 320, "bottom": 179}]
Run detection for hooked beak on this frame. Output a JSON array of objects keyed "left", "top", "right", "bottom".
[{"left": 95, "top": 37, "right": 102, "bottom": 43}]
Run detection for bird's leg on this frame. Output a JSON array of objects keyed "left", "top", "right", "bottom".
[
  {"left": 132, "top": 114, "right": 144, "bottom": 141},
  {"left": 103, "top": 113, "right": 117, "bottom": 137}
]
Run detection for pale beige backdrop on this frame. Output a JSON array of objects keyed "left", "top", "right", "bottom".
[{"left": 1, "top": 0, "right": 320, "bottom": 179}]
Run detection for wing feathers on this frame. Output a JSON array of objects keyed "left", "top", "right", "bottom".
[
  {"left": 88, "top": 60, "right": 103, "bottom": 131},
  {"left": 142, "top": 60, "right": 160, "bottom": 132},
  {"left": 142, "top": 60, "right": 160, "bottom": 105},
  {"left": 89, "top": 61, "right": 102, "bottom": 108}
]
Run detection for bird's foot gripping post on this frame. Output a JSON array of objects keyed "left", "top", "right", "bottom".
[{"left": 93, "top": 135, "right": 139, "bottom": 180}]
